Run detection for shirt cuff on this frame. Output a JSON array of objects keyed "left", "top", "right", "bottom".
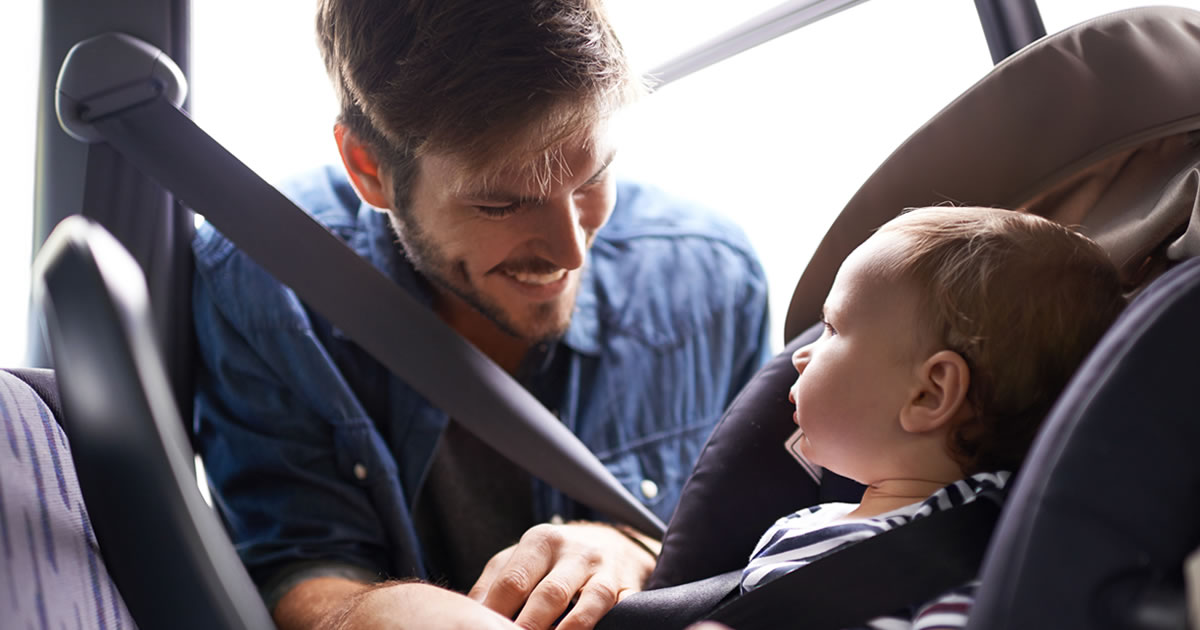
[{"left": 261, "top": 560, "right": 384, "bottom": 613}]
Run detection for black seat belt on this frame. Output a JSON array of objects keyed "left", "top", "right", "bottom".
[
  {"left": 598, "top": 499, "right": 1000, "bottom": 630},
  {"left": 57, "top": 33, "right": 664, "bottom": 538}
]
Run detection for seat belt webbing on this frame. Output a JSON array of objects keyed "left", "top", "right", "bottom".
[{"left": 88, "top": 95, "right": 665, "bottom": 538}]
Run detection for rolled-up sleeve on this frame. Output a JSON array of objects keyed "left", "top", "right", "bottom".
[{"left": 191, "top": 223, "right": 404, "bottom": 597}]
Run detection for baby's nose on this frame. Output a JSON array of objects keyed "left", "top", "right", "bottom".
[{"left": 791, "top": 345, "right": 812, "bottom": 373}]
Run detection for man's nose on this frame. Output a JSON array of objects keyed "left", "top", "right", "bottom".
[{"left": 534, "top": 195, "right": 587, "bottom": 271}]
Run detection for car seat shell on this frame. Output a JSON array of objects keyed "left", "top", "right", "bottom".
[
  {"left": 967, "top": 257, "right": 1200, "bottom": 629},
  {"left": 650, "top": 6, "right": 1200, "bottom": 626}
]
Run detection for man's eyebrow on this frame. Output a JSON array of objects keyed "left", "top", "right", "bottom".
[
  {"left": 467, "top": 191, "right": 546, "bottom": 206},
  {"left": 585, "top": 150, "right": 617, "bottom": 184},
  {"left": 460, "top": 150, "right": 617, "bottom": 205}
]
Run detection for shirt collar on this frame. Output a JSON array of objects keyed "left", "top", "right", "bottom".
[{"left": 561, "top": 256, "right": 601, "bottom": 356}]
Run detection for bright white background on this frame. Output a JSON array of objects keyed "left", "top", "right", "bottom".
[{"left": 1, "top": 1, "right": 1194, "bottom": 365}]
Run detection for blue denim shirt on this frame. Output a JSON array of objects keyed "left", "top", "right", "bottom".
[{"left": 191, "top": 166, "right": 771, "bottom": 592}]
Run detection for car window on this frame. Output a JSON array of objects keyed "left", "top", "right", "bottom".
[
  {"left": 606, "top": 0, "right": 791, "bottom": 71},
  {"left": 188, "top": 0, "right": 991, "bottom": 351},
  {"left": 3, "top": 1, "right": 1197, "bottom": 365},
  {"left": 1038, "top": 0, "right": 1180, "bottom": 33},
  {"left": 0, "top": 2, "right": 41, "bottom": 366},
  {"left": 613, "top": 0, "right": 990, "bottom": 349}
]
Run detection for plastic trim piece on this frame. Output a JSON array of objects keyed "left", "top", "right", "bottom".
[
  {"left": 648, "top": 0, "right": 867, "bottom": 87},
  {"left": 974, "top": 0, "right": 1047, "bottom": 65},
  {"left": 56, "top": 32, "right": 187, "bottom": 143},
  {"left": 32, "top": 216, "right": 274, "bottom": 630}
]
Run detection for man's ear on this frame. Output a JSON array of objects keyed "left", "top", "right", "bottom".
[
  {"left": 334, "top": 124, "right": 391, "bottom": 209},
  {"left": 900, "top": 350, "right": 971, "bottom": 434}
]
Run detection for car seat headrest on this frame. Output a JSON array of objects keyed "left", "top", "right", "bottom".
[
  {"left": 1022, "top": 133, "right": 1200, "bottom": 292},
  {"left": 786, "top": 6, "right": 1200, "bottom": 340},
  {"left": 967, "top": 256, "right": 1200, "bottom": 629}
]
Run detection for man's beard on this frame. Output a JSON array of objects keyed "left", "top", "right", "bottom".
[{"left": 388, "top": 214, "right": 576, "bottom": 344}]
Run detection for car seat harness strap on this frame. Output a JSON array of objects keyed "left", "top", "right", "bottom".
[{"left": 598, "top": 498, "right": 1000, "bottom": 630}]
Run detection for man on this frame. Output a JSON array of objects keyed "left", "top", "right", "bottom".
[{"left": 191, "top": 0, "right": 770, "bottom": 628}]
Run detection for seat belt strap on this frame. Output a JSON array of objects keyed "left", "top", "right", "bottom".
[
  {"left": 87, "top": 94, "right": 666, "bottom": 538},
  {"left": 707, "top": 498, "right": 1001, "bottom": 630}
]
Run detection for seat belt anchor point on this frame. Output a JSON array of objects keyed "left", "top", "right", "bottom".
[{"left": 56, "top": 32, "right": 188, "bottom": 144}]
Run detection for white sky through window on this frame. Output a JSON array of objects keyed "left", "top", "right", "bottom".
[{"left": 0, "top": 1, "right": 1194, "bottom": 365}]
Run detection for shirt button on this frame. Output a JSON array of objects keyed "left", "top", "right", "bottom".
[
  {"left": 353, "top": 463, "right": 368, "bottom": 481},
  {"left": 549, "top": 514, "right": 565, "bottom": 525},
  {"left": 640, "top": 479, "right": 659, "bottom": 500}
]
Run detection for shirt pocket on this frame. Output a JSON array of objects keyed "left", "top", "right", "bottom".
[{"left": 597, "top": 421, "right": 715, "bottom": 523}]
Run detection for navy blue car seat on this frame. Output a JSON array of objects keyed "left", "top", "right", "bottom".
[
  {"left": 635, "top": 6, "right": 1200, "bottom": 627},
  {"left": 967, "top": 251, "right": 1200, "bottom": 628},
  {"left": 652, "top": 4, "right": 1200, "bottom": 590}
]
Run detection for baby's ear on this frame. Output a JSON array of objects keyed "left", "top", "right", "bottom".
[{"left": 900, "top": 350, "right": 971, "bottom": 434}]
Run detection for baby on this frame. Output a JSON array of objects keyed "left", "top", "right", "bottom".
[{"left": 741, "top": 207, "right": 1126, "bottom": 628}]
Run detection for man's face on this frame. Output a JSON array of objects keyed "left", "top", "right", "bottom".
[
  {"left": 389, "top": 129, "right": 617, "bottom": 344},
  {"left": 788, "top": 232, "right": 928, "bottom": 484}
]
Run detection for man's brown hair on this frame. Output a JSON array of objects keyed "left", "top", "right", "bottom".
[
  {"left": 876, "top": 207, "right": 1126, "bottom": 475},
  {"left": 316, "top": 0, "right": 641, "bottom": 211}
]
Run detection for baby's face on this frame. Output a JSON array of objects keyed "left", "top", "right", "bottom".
[{"left": 789, "top": 232, "right": 928, "bottom": 483}]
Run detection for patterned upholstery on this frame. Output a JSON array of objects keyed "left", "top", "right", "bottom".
[{"left": 0, "top": 369, "right": 135, "bottom": 629}]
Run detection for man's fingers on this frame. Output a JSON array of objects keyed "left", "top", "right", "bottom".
[
  {"left": 473, "top": 522, "right": 654, "bottom": 629},
  {"left": 485, "top": 563, "right": 542, "bottom": 619},
  {"left": 512, "top": 557, "right": 594, "bottom": 630},
  {"left": 478, "top": 525, "right": 563, "bottom": 618},
  {"left": 553, "top": 577, "right": 623, "bottom": 630},
  {"left": 469, "top": 546, "right": 515, "bottom": 602}
]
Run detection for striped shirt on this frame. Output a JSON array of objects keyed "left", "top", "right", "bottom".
[{"left": 741, "top": 471, "right": 1010, "bottom": 629}]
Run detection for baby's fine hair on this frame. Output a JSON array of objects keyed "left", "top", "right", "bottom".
[{"left": 875, "top": 207, "right": 1126, "bottom": 475}]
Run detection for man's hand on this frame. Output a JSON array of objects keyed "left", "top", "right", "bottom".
[
  {"left": 468, "top": 522, "right": 659, "bottom": 630},
  {"left": 276, "top": 578, "right": 517, "bottom": 630}
]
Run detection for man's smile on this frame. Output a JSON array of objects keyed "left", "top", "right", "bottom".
[{"left": 503, "top": 268, "right": 568, "bottom": 285}]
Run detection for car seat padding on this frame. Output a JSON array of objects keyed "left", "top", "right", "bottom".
[
  {"left": 0, "top": 369, "right": 136, "bottom": 629},
  {"left": 2, "top": 367, "right": 64, "bottom": 426},
  {"left": 967, "top": 256, "right": 1200, "bottom": 629}
]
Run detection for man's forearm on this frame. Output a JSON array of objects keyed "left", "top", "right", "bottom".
[
  {"left": 274, "top": 576, "right": 373, "bottom": 630},
  {"left": 275, "top": 577, "right": 519, "bottom": 630}
]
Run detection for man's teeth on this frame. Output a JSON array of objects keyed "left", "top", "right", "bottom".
[{"left": 505, "top": 269, "right": 567, "bottom": 285}]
